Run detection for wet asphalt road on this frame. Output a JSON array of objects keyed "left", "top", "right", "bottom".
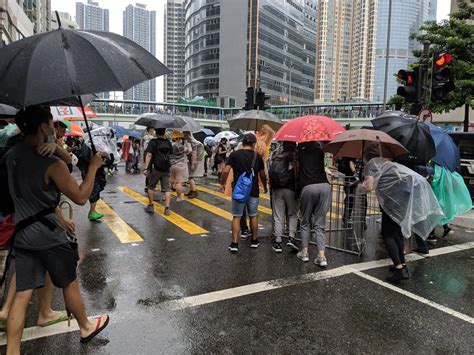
[{"left": 1, "top": 167, "right": 473, "bottom": 354}]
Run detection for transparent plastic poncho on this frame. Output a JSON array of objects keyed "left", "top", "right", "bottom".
[
  {"left": 363, "top": 158, "right": 443, "bottom": 239},
  {"left": 84, "top": 126, "right": 121, "bottom": 162}
]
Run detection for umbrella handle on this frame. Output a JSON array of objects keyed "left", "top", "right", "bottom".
[{"left": 78, "top": 95, "right": 97, "bottom": 155}]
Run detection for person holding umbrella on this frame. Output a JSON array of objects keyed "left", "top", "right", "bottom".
[
  {"left": 6, "top": 107, "right": 109, "bottom": 353},
  {"left": 359, "top": 143, "right": 443, "bottom": 282}
]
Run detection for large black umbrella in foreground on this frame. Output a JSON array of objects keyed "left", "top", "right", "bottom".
[
  {"left": 0, "top": 23, "right": 170, "bottom": 150},
  {"left": 371, "top": 111, "right": 435, "bottom": 164}
]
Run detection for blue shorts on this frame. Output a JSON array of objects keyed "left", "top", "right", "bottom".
[{"left": 231, "top": 197, "right": 259, "bottom": 218}]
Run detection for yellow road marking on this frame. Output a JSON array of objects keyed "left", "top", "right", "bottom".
[
  {"left": 170, "top": 192, "right": 234, "bottom": 221},
  {"left": 95, "top": 200, "right": 144, "bottom": 243},
  {"left": 119, "top": 187, "right": 208, "bottom": 235},
  {"left": 196, "top": 186, "right": 272, "bottom": 215},
  {"left": 210, "top": 183, "right": 271, "bottom": 201}
]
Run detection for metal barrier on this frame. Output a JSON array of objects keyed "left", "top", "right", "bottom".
[
  {"left": 292, "top": 175, "right": 381, "bottom": 256},
  {"left": 324, "top": 175, "right": 381, "bottom": 256}
]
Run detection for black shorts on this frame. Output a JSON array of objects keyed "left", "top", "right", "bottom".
[{"left": 15, "top": 242, "right": 79, "bottom": 292}]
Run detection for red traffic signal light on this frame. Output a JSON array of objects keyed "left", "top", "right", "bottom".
[
  {"left": 397, "top": 70, "right": 418, "bottom": 101},
  {"left": 434, "top": 52, "right": 452, "bottom": 68}
]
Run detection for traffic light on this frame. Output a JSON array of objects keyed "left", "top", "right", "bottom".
[
  {"left": 432, "top": 52, "right": 454, "bottom": 101},
  {"left": 244, "top": 87, "right": 254, "bottom": 110},
  {"left": 254, "top": 88, "right": 270, "bottom": 110},
  {"left": 397, "top": 69, "right": 418, "bottom": 102}
]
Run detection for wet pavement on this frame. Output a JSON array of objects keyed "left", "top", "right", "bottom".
[{"left": 1, "top": 167, "right": 473, "bottom": 354}]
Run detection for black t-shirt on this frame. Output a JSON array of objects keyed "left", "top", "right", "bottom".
[
  {"left": 146, "top": 137, "right": 172, "bottom": 172},
  {"left": 297, "top": 143, "right": 328, "bottom": 190},
  {"left": 226, "top": 149, "right": 264, "bottom": 198}
]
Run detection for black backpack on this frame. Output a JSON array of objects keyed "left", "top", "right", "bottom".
[
  {"left": 151, "top": 138, "right": 172, "bottom": 172},
  {"left": 269, "top": 148, "right": 295, "bottom": 190}
]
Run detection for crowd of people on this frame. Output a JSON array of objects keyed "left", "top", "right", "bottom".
[{"left": 0, "top": 106, "right": 471, "bottom": 353}]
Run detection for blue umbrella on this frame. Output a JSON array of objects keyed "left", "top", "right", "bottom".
[
  {"left": 425, "top": 122, "right": 460, "bottom": 172},
  {"left": 110, "top": 125, "right": 130, "bottom": 138},
  {"left": 129, "top": 130, "right": 142, "bottom": 139}
]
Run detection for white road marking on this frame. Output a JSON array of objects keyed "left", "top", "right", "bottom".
[
  {"left": 354, "top": 271, "right": 474, "bottom": 324},
  {"left": 91, "top": 248, "right": 100, "bottom": 252},
  {"left": 167, "top": 238, "right": 175, "bottom": 241},
  {"left": 4, "top": 241, "right": 473, "bottom": 344}
]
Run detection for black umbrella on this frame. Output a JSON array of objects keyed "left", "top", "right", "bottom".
[
  {"left": 135, "top": 113, "right": 188, "bottom": 130},
  {"left": 371, "top": 111, "right": 435, "bottom": 164},
  {"left": 0, "top": 17, "right": 170, "bottom": 151}
]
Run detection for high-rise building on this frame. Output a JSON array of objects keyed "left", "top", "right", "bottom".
[
  {"left": 184, "top": 0, "right": 317, "bottom": 107},
  {"left": 164, "top": 0, "right": 185, "bottom": 103},
  {"left": 75, "top": 0, "right": 109, "bottom": 31},
  {"left": 373, "top": 0, "right": 437, "bottom": 102},
  {"left": 314, "top": 0, "right": 378, "bottom": 103},
  {"left": 0, "top": 0, "right": 34, "bottom": 46},
  {"left": 51, "top": 11, "right": 79, "bottom": 30},
  {"left": 76, "top": 1, "right": 109, "bottom": 98},
  {"left": 23, "top": 0, "right": 51, "bottom": 34},
  {"left": 123, "top": 3, "right": 156, "bottom": 102}
]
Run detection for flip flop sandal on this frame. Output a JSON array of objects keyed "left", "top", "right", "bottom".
[
  {"left": 38, "top": 311, "right": 71, "bottom": 327},
  {"left": 80, "top": 315, "right": 110, "bottom": 344}
]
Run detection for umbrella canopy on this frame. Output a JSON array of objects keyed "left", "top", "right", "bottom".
[
  {"left": 200, "top": 128, "right": 215, "bottom": 136},
  {"left": 0, "top": 29, "right": 170, "bottom": 108},
  {"left": 135, "top": 113, "right": 188, "bottom": 130},
  {"left": 204, "top": 136, "right": 216, "bottom": 146},
  {"left": 228, "top": 110, "right": 283, "bottom": 131},
  {"left": 214, "top": 131, "right": 239, "bottom": 142},
  {"left": 0, "top": 104, "right": 18, "bottom": 118},
  {"left": 371, "top": 111, "right": 435, "bottom": 164},
  {"left": 425, "top": 122, "right": 460, "bottom": 172},
  {"left": 109, "top": 125, "right": 130, "bottom": 138},
  {"left": 62, "top": 121, "right": 84, "bottom": 137},
  {"left": 174, "top": 116, "right": 203, "bottom": 133},
  {"left": 323, "top": 129, "right": 409, "bottom": 159},
  {"left": 274, "top": 115, "right": 345, "bottom": 143}
]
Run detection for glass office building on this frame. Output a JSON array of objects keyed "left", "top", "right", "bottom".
[{"left": 373, "top": 0, "right": 437, "bottom": 102}]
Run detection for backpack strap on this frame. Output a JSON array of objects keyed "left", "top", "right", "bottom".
[
  {"left": 249, "top": 151, "right": 257, "bottom": 174},
  {"left": 15, "top": 206, "right": 57, "bottom": 233}
]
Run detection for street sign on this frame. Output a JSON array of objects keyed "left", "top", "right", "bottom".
[{"left": 418, "top": 108, "right": 432, "bottom": 122}]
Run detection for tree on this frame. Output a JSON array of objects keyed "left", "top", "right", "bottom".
[{"left": 411, "top": 0, "right": 473, "bottom": 131}]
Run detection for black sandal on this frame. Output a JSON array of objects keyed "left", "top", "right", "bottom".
[{"left": 80, "top": 315, "right": 110, "bottom": 344}]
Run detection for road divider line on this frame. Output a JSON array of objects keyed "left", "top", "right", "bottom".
[
  {"left": 353, "top": 271, "right": 474, "bottom": 324},
  {"left": 119, "top": 187, "right": 208, "bottom": 235},
  {"left": 196, "top": 186, "right": 272, "bottom": 215},
  {"left": 96, "top": 200, "right": 144, "bottom": 243},
  {"left": 158, "top": 241, "right": 474, "bottom": 311}
]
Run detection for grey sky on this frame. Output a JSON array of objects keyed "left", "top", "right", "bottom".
[{"left": 51, "top": 0, "right": 452, "bottom": 101}]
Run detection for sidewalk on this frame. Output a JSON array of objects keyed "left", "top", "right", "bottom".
[{"left": 451, "top": 209, "right": 474, "bottom": 229}]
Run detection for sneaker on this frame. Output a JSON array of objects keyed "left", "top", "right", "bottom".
[
  {"left": 314, "top": 256, "right": 328, "bottom": 267},
  {"left": 297, "top": 251, "right": 309, "bottom": 262},
  {"left": 88, "top": 212, "right": 104, "bottom": 221},
  {"left": 286, "top": 238, "right": 299, "bottom": 251},
  {"left": 250, "top": 238, "right": 259, "bottom": 248},
  {"left": 442, "top": 226, "right": 453, "bottom": 238},
  {"left": 176, "top": 197, "right": 185, "bottom": 203},
  {"left": 188, "top": 191, "right": 198, "bottom": 199},
  {"left": 144, "top": 205, "right": 154, "bottom": 214},
  {"left": 413, "top": 248, "right": 429, "bottom": 255},
  {"left": 386, "top": 268, "right": 410, "bottom": 283},
  {"left": 164, "top": 207, "right": 171, "bottom": 216},
  {"left": 240, "top": 229, "right": 252, "bottom": 240},
  {"left": 228, "top": 242, "right": 238, "bottom": 253},
  {"left": 426, "top": 235, "right": 437, "bottom": 244},
  {"left": 389, "top": 264, "right": 409, "bottom": 273},
  {"left": 272, "top": 242, "right": 282, "bottom": 253}
]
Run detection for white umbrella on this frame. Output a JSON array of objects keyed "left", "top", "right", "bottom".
[{"left": 214, "top": 131, "right": 239, "bottom": 142}]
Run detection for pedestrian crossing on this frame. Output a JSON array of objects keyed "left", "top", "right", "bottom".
[{"left": 93, "top": 183, "right": 366, "bottom": 244}]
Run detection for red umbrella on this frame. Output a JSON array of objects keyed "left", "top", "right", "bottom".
[{"left": 274, "top": 115, "right": 345, "bottom": 143}]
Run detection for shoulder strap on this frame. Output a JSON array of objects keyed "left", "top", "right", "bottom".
[{"left": 249, "top": 151, "right": 257, "bottom": 173}]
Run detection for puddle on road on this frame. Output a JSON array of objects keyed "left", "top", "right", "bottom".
[{"left": 123, "top": 201, "right": 139, "bottom": 204}]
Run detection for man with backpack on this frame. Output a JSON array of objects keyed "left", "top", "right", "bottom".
[
  {"left": 143, "top": 128, "right": 173, "bottom": 216},
  {"left": 269, "top": 141, "right": 298, "bottom": 253},
  {"left": 220, "top": 133, "right": 267, "bottom": 253}
]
